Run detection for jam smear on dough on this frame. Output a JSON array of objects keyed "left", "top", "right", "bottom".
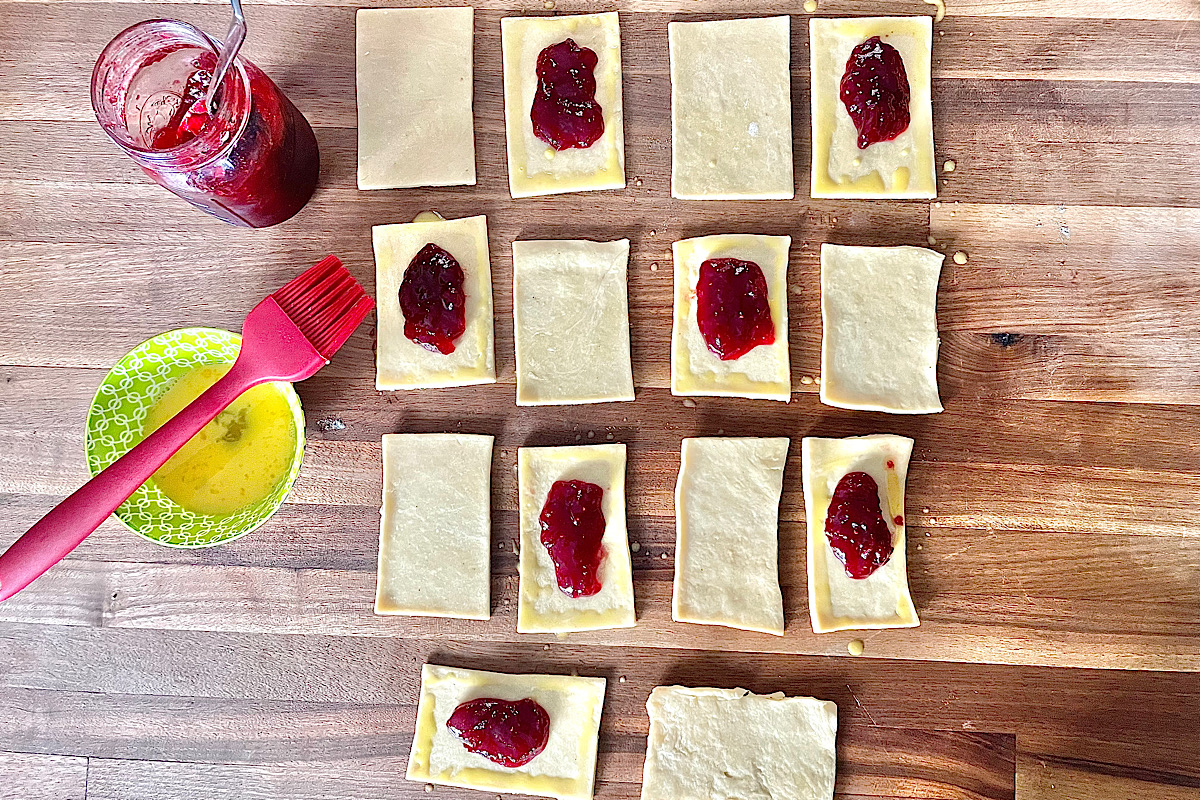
[
  {"left": 825, "top": 471, "right": 895, "bottom": 579},
  {"left": 399, "top": 243, "right": 468, "bottom": 355},
  {"left": 447, "top": 697, "right": 551, "bottom": 767},
  {"left": 539, "top": 479, "right": 607, "bottom": 597},
  {"left": 695, "top": 258, "right": 775, "bottom": 361},
  {"left": 531, "top": 39, "right": 605, "bottom": 151},
  {"left": 839, "top": 36, "right": 911, "bottom": 149}
]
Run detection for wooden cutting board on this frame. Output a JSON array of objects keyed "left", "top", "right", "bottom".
[{"left": 2, "top": 0, "right": 1200, "bottom": 797}]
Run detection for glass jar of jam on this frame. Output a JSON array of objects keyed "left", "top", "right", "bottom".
[{"left": 91, "top": 19, "right": 319, "bottom": 228}]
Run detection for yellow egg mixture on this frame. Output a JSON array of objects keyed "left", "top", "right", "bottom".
[{"left": 142, "top": 363, "right": 298, "bottom": 517}]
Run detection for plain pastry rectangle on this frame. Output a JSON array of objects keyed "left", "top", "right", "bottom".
[
  {"left": 803, "top": 434, "right": 920, "bottom": 633},
  {"left": 375, "top": 434, "right": 492, "bottom": 619},
  {"left": 820, "top": 244, "right": 944, "bottom": 414},
  {"left": 502, "top": 13, "right": 626, "bottom": 197},
  {"left": 357, "top": 8, "right": 476, "bottom": 189},
  {"left": 673, "top": 437, "right": 790, "bottom": 635},
  {"left": 810, "top": 16, "right": 935, "bottom": 199},
  {"left": 641, "top": 686, "right": 837, "bottom": 800},
  {"left": 374, "top": 215, "right": 496, "bottom": 390},
  {"left": 513, "top": 239, "right": 634, "bottom": 405},
  {"left": 407, "top": 664, "right": 606, "bottom": 800},
  {"left": 670, "top": 17, "right": 794, "bottom": 200},
  {"left": 517, "top": 444, "right": 636, "bottom": 633},
  {"left": 671, "top": 234, "right": 792, "bottom": 401}
]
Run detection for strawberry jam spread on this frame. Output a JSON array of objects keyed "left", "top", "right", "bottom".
[
  {"left": 447, "top": 698, "right": 550, "bottom": 767},
  {"left": 839, "top": 36, "right": 911, "bottom": 149},
  {"left": 531, "top": 39, "right": 605, "bottom": 151},
  {"left": 696, "top": 258, "right": 775, "bottom": 361},
  {"left": 539, "top": 480, "right": 606, "bottom": 598},
  {"left": 825, "top": 471, "right": 894, "bottom": 579},
  {"left": 399, "top": 243, "right": 467, "bottom": 355}
]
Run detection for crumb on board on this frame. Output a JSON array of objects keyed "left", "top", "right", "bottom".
[
  {"left": 682, "top": 398, "right": 697, "bottom": 408},
  {"left": 848, "top": 639, "right": 865, "bottom": 656},
  {"left": 953, "top": 251, "right": 969, "bottom": 265},
  {"left": 315, "top": 417, "right": 346, "bottom": 432}
]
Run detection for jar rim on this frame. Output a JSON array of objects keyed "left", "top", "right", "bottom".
[{"left": 91, "top": 18, "right": 251, "bottom": 165}]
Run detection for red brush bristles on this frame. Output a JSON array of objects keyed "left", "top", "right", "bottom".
[{"left": 271, "top": 255, "right": 374, "bottom": 359}]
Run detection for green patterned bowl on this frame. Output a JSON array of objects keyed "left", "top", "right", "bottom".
[{"left": 85, "top": 327, "right": 306, "bottom": 548}]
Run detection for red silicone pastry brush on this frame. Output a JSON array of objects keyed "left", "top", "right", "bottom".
[{"left": 0, "top": 256, "right": 373, "bottom": 601}]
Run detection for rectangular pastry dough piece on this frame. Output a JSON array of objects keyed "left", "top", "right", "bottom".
[
  {"left": 673, "top": 437, "right": 789, "bottom": 635},
  {"left": 671, "top": 234, "right": 792, "bottom": 401},
  {"left": 517, "top": 444, "right": 635, "bottom": 633},
  {"left": 356, "top": 8, "right": 476, "bottom": 189},
  {"left": 810, "top": 16, "right": 935, "bottom": 199},
  {"left": 513, "top": 239, "right": 634, "bottom": 406},
  {"left": 376, "top": 434, "right": 492, "bottom": 619},
  {"left": 641, "top": 686, "right": 837, "bottom": 800},
  {"left": 374, "top": 215, "right": 496, "bottom": 390},
  {"left": 501, "top": 13, "right": 626, "bottom": 198},
  {"left": 802, "top": 435, "right": 920, "bottom": 633},
  {"left": 820, "top": 244, "right": 943, "bottom": 414},
  {"left": 407, "top": 664, "right": 606, "bottom": 800},
  {"left": 669, "top": 17, "right": 794, "bottom": 200}
]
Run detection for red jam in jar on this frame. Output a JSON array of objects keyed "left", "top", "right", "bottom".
[
  {"left": 400, "top": 243, "right": 467, "bottom": 354},
  {"left": 531, "top": 39, "right": 605, "bottom": 151},
  {"left": 839, "top": 36, "right": 911, "bottom": 150},
  {"left": 92, "top": 20, "right": 319, "bottom": 228},
  {"left": 824, "top": 471, "right": 895, "bottom": 579},
  {"left": 696, "top": 258, "right": 776, "bottom": 361},
  {"left": 539, "top": 480, "right": 606, "bottom": 598},
  {"left": 447, "top": 697, "right": 551, "bottom": 767}
]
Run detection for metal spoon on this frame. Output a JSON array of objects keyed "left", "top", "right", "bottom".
[{"left": 204, "top": 0, "right": 246, "bottom": 112}]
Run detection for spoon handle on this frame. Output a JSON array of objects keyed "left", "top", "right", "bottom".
[{"left": 205, "top": 0, "right": 247, "bottom": 112}]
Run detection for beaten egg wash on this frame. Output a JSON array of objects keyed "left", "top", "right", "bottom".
[{"left": 142, "top": 363, "right": 298, "bottom": 517}]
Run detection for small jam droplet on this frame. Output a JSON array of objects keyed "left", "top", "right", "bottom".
[
  {"left": 894, "top": 515, "right": 904, "bottom": 526},
  {"left": 447, "top": 698, "right": 550, "bottom": 767},
  {"left": 886, "top": 460, "right": 895, "bottom": 469}
]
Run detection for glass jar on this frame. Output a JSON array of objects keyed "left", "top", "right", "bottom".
[{"left": 91, "top": 19, "right": 320, "bottom": 228}]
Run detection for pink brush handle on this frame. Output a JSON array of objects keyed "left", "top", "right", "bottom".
[{"left": 0, "top": 358, "right": 264, "bottom": 601}]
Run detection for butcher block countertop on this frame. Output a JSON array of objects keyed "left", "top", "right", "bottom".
[{"left": 3, "top": 0, "right": 1200, "bottom": 797}]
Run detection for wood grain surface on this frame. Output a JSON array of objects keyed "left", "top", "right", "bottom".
[{"left": 3, "top": 0, "right": 1200, "bottom": 798}]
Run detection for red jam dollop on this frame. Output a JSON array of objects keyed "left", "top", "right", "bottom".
[
  {"left": 399, "top": 243, "right": 468, "bottom": 355},
  {"left": 539, "top": 480, "right": 606, "bottom": 598},
  {"left": 531, "top": 39, "right": 605, "bottom": 151},
  {"left": 447, "top": 698, "right": 550, "bottom": 768},
  {"left": 696, "top": 258, "right": 775, "bottom": 361},
  {"left": 839, "top": 36, "right": 911, "bottom": 149},
  {"left": 825, "top": 471, "right": 894, "bottom": 579}
]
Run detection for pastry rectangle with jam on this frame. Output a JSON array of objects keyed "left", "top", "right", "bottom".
[
  {"left": 810, "top": 16, "right": 935, "bottom": 199},
  {"left": 501, "top": 13, "right": 625, "bottom": 198},
  {"left": 803, "top": 434, "right": 920, "bottom": 633},
  {"left": 374, "top": 215, "right": 496, "bottom": 390},
  {"left": 671, "top": 234, "right": 792, "bottom": 401},
  {"left": 407, "top": 664, "right": 607, "bottom": 800},
  {"left": 376, "top": 434, "right": 493, "bottom": 619},
  {"left": 517, "top": 444, "right": 636, "bottom": 634}
]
